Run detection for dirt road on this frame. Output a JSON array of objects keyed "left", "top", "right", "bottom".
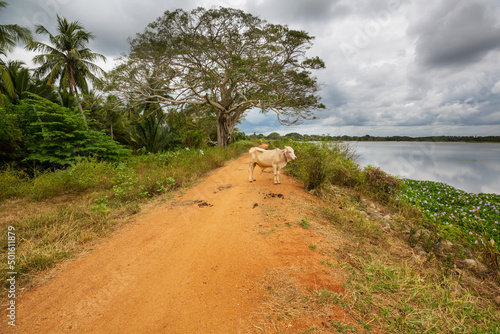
[{"left": 7, "top": 152, "right": 350, "bottom": 333}]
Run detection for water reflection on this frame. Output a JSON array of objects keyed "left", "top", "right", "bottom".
[{"left": 349, "top": 142, "right": 500, "bottom": 194}]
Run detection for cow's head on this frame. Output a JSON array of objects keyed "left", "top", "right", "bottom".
[{"left": 284, "top": 146, "right": 297, "bottom": 161}]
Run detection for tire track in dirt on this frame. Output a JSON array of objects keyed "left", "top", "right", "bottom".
[{"left": 4, "top": 153, "right": 354, "bottom": 333}]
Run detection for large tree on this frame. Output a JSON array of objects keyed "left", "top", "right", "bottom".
[
  {"left": 107, "top": 7, "right": 325, "bottom": 147},
  {"left": 0, "top": 1, "right": 32, "bottom": 102},
  {"left": 26, "top": 15, "right": 106, "bottom": 126}
]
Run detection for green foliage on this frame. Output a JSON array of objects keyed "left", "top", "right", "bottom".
[
  {"left": 165, "top": 104, "right": 218, "bottom": 148},
  {"left": 364, "top": 165, "right": 399, "bottom": 202},
  {"left": 299, "top": 217, "right": 310, "bottom": 229},
  {"left": 0, "top": 103, "right": 26, "bottom": 164},
  {"left": 0, "top": 93, "right": 130, "bottom": 168},
  {"left": 0, "top": 2, "right": 33, "bottom": 102},
  {"left": 0, "top": 168, "right": 30, "bottom": 200},
  {"left": 131, "top": 111, "right": 181, "bottom": 152},
  {"left": 29, "top": 158, "right": 115, "bottom": 200},
  {"left": 287, "top": 142, "right": 363, "bottom": 191},
  {"left": 26, "top": 16, "right": 106, "bottom": 95}
]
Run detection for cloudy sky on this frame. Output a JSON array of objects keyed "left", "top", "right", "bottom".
[{"left": 2, "top": 0, "right": 500, "bottom": 137}]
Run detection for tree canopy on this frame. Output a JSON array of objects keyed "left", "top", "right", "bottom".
[
  {"left": 0, "top": 1, "right": 32, "bottom": 102},
  {"left": 106, "top": 7, "right": 325, "bottom": 147},
  {"left": 26, "top": 15, "right": 106, "bottom": 125}
]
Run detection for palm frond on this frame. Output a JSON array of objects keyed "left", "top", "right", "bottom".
[{"left": 28, "top": 16, "right": 106, "bottom": 95}]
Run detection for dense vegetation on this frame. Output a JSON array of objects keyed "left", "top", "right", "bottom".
[
  {"left": 1, "top": 3, "right": 325, "bottom": 170},
  {"left": 400, "top": 179, "right": 500, "bottom": 267}
]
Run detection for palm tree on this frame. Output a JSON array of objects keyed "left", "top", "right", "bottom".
[
  {"left": 132, "top": 111, "right": 178, "bottom": 153},
  {"left": 2, "top": 60, "right": 30, "bottom": 102},
  {"left": 26, "top": 15, "right": 106, "bottom": 126},
  {"left": 0, "top": 1, "right": 32, "bottom": 101}
]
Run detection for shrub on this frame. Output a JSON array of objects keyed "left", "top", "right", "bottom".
[
  {"left": 287, "top": 142, "right": 363, "bottom": 190},
  {"left": 363, "top": 165, "right": 400, "bottom": 203}
]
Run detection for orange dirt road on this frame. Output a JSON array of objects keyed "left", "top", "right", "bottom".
[{"left": 6, "top": 153, "right": 348, "bottom": 333}]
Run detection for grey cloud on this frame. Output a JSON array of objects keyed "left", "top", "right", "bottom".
[
  {"left": 3, "top": 0, "right": 500, "bottom": 137},
  {"left": 409, "top": 0, "right": 500, "bottom": 68},
  {"left": 246, "top": 0, "right": 348, "bottom": 25}
]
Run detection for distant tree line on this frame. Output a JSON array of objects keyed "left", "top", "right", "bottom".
[{"left": 248, "top": 132, "right": 500, "bottom": 143}]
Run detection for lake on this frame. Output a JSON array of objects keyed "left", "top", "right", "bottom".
[{"left": 347, "top": 141, "right": 500, "bottom": 195}]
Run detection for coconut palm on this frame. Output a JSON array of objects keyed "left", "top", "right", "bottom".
[
  {"left": 0, "top": 1, "right": 32, "bottom": 101},
  {"left": 26, "top": 15, "right": 106, "bottom": 126}
]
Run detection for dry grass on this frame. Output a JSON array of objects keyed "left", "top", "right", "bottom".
[{"left": 0, "top": 193, "right": 140, "bottom": 301}]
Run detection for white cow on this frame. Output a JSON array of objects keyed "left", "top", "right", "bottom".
[{"left": 248, "top": 146, "right": 297, "bottom": 184}]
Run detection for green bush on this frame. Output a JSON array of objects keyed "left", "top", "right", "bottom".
[
  {"left": 28, "top": 158, "right": 116, "bottom": 200},
  {"left": 23, "top": 94, "right": 130, "bottom": 167},
  {"left": 0, "top": 93, "right": 129, "bottom": 169},
  {"left": 287, "top": 142, "right": 363, "bottom": 190},
  {"left": 67, "top": 158, "right": 115, "bottom": 191},
  {"left": 284, "top": 141, "right": 400, "bottom": 205},
  {"left": 0, "top": 107, "right": 27, "bottom": 165}
]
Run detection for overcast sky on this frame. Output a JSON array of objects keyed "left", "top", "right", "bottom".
[{"left": 2, "top": 0, "right": 500, "bottom": 136}]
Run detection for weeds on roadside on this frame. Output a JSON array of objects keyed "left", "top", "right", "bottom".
[
  {"left": 339, "top": 245, "right": 500, "bottom": 333},
  {"left": 300, "top": 218, "right": 310, "bottom": 229},
  {"left": 285, "top": 141, "right": 399, "bottom": 206}
]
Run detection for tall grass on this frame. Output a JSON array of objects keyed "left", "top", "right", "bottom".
[
  {"left": 0, "top": 141, "right": 254, "bottom": 297},
  {"left": 0, "top": 142, "right": 253, "bottom": 202}
]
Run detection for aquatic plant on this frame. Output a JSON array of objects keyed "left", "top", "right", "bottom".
[{"left": 399, "top": 179, "right": 500, "bottom": 265}]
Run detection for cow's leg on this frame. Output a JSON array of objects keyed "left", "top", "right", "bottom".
[
  {"left": 249, "top": 162, "right": 257, "bottom": 182},
  {"left": 273, "top": 164, "right": 278, "bottom": 184},
  {"left": 276, "top": 167, "right": 281, "bottom": 184}
]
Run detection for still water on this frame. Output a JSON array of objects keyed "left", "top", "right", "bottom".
[{"left": 348, "top": 142, "right": 500, "bottom": 195}]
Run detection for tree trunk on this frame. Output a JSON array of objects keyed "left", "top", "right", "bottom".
[
  {"left": 70, "top": 70, "right": 88, "bottom": 129},
  {"left": 76, "top": 99, "right": 88, "bottom": 129},
  {"left": 110, "top": 122, "right": 114, "bottom": 139},
  {"left": 217, "top": 113, "right": 234, "bottom": 148}
]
